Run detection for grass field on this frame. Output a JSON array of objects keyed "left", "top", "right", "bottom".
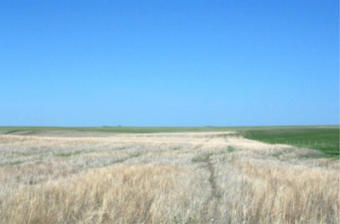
[
  {"left": 0, "top": 125, "right": 338, "bottom": 156},
  {"left": 242, "top": 126, "right": 339, "bottom": 157},
  {"left": 0, "top": 126, "right": 235, "bottom": 134},
  {"left": 0, "top": 126, "right": 339, "bottom": 224}
]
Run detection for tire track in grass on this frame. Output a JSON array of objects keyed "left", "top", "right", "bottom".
[
  {"left": 200, "top": 154, "right": 221, "bottom": 223},
  {"left": 192, "top": 151, "right": 222, "bottom": 223}
]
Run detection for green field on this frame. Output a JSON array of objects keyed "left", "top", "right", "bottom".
[
  {"left": 0, "top": 125, "right": 338, "bottom": 157},
  {"left": 242, "top": 126, "right": 339, "bottom": 157}
]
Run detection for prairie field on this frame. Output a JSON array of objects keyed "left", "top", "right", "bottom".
[{"left": 0, "top": 128, "right": 339, "bottom": 224}]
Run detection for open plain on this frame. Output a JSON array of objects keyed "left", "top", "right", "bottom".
[{"left": 0, "top": 130, "right": 339, "bottom": 224}]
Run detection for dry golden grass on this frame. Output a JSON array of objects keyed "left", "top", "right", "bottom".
[
  {"left": 1, "top": 165, "right": 199, "bottom": 224},
  {"left": 0, "top": 132, "right": 338, "bottom": 224}
]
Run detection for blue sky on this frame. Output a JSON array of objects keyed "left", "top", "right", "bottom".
[{"left": 1, "top": 0, "right": 338, "bottom": 126}]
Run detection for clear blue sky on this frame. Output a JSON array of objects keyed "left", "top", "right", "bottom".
[{"left": 1, "top": 0, "right": 338, "bottom": 126}]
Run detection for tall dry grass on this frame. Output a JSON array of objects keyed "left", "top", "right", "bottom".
[
  {"left": 0, "top": 132, "right": 338, "bottom": 223},
  {"left": 214, "top": 158, "right": 339, "bottom": 223},
  {"left": 0, "top": 164, "right": 202, "bottom": 224}
]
